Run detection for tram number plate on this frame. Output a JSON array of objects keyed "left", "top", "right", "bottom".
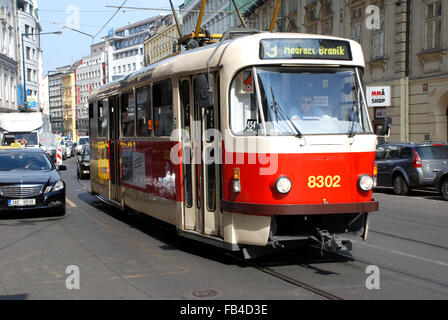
[
  {"left": 307, "top": 175, "right": 341, "bottom": 188},
  {"left": 8, "top": 199, "right": 36, "bottom": 207}
]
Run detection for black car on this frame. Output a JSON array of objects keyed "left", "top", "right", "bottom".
[
  {"left": 77, "top": 144, "right": 90, "bottom": 179},
  {"left": 375, "top": 141, "right": 448, "bottom": 195},
  {"left": 0, "top": 147, "right": 66, "bottom": 215},
  {"left": 434, "top": 168, "right": 448, "bottom": 201}
]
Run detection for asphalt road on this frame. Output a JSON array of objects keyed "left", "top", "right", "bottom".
[{"left": 0, "top": 157, "right": 447, "bottom": 301}]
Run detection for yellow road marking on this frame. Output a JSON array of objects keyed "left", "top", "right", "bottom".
[
  {"left": 66, "top": 198, "right": 77, "bottom": 208},
  {"left": 0, "top": 251, "right": 43, "bottom": 266}
]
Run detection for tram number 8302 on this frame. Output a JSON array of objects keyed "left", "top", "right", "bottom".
[{"left": 307, "top": 175, "right": 341, "bottom": 188}]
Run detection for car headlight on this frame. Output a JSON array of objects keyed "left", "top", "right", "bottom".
[
  {"left": 358, "top": 175, "right": 374, "bottom": 191},
  {"left": 45, "top": 180, "right": 64, "bottom": 193},
  {"left": 275, "top": 176, "right": 292, "bottom": 194}
]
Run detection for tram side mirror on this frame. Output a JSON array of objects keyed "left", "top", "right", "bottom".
[
  {"left": 378, "top": 117, "right": 392, "bottom": 137},
  {"left": 194, "top": 74, "right": 214, "bottom": 109}
]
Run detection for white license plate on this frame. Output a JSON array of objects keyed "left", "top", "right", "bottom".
[{"left": 8, "top": 199, "right": 36, "bottom": 207}]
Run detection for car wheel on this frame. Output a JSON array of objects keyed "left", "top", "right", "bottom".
[
  {"left": 393, "top": 175, "right": 409, "bottom": 195},
  {"left": 441, "top": 178, "right": 448, "bottom": 201}
]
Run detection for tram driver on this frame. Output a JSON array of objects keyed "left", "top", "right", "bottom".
[{"left": 291, "top": 95, "right": 325, "bottom": 120}]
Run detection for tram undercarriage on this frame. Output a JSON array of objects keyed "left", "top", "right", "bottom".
[{"left": 177, "top": 209, "right": 371, "bottom": 259}]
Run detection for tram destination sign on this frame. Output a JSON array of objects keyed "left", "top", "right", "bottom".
[{"left": 260, "top": 39, "right": 352, "bottom": 61}]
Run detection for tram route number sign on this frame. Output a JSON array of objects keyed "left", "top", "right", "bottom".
[{"left": 260, "top": 38, "right": 352, "bottom": 61}]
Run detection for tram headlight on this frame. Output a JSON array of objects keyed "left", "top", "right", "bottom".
[
  {"left": 275, "top": 177, "right": 292, "bottom": 194},
  {"left": 358, "top": 175, "right": 374, "bottom": 191}
]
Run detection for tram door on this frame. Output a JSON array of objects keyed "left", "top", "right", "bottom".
[
  {"left": 180, "top": 75, "right": 220, "bottom": 236},
  {"left": 108, "top": 95, "right": 121, "bottom": 203}
]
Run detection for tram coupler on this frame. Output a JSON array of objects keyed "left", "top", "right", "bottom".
[{"left": 310, "top": 230, "right": 353, "bottom": 254}]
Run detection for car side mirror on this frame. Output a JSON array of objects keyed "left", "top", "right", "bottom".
[{"left": 57, "top": 165, "right": 67, "bottom": 171}]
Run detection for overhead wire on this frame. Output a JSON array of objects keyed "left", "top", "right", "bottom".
[{"left": 94, "top": 0, "right": 129, "bottom": 40}]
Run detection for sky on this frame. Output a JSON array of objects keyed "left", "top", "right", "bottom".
[{"left": 38, "top": 0, "right": 185, "bottom": 74}]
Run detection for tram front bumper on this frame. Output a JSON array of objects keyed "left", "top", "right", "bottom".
[{"left": 220, "top": 200, "right": 379, "bottom": 216}]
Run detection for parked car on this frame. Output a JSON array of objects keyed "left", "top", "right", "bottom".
[
  {"left": 76, "top": 136, "right": 89, "bottom": 155},
  {"left": 434, "top": 168, "right": 448, "bottom": 201},
  {"left": 77, "top": 144, "right": 90, "bottom": 179},
  {"left": 375, "top": 141, "right": 448, "bottom": 195},
  {"left": 0, "top": 147, "right": 66, "bottom": 215}
]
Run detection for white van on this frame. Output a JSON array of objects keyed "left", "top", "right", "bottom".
[{"left": 0, "top": 112, "right": 44, "bottom": 148}]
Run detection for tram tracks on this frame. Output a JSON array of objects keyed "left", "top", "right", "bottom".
[
  {"left": 322, "top": 246, "right": 448, "bottom": 290},
  {"left": 369, "top": 229, "right": 448, "bottom": 251},
  {"left": 228, "top": 236, "right": 448, "bottom": 301},
  {"left": 225, "top": 252, "right": 344, "bottom": 300}
]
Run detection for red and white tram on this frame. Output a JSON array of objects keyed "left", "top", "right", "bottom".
[{"left": 89, "top": 31, "right": 378, "bottom": 258}]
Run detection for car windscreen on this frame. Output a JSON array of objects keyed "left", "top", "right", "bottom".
[
  {"left": 0, "top": 152, "right": 53, "bottom": 171},
  {"left": 416, "top": 145, "right": 448, "bottom": 160},
  {"left": 78, "top": 138, "right": 89, "bottom": 145},
  {"left": 2, "top": 132, "right": 38, "bottom": 146}
]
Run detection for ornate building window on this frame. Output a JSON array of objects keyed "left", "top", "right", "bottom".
[
  {"left": 290, "top": 0, "right": 297, "bottom": 13},
  {"left": 285, "top": 0, "right": 298, "bottom": 32},
  {"left": 262, "top": 7, "right": 268, "bottom": 30},
  {"left": 304, "top": 1, "right": 318, "bottom": 34},
  {"left": 350, "top": 3, "right": 363, "bottom": 44},
  {"left": 425, "top": 0, "right": 442, "bottom": 50},
  {"left": 372, "top": 14, "right": 385, "bottom": 59},
  {"left": 319, "top": 0, "right": 333, "bottom": 35}
]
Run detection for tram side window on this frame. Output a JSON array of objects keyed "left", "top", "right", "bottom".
[
  {"left": 136, "top": 86, "right": 152, "bottom": 137},
  {"left": 98, "top": 100, "right": 108, "bottom": 138},
  {"left": 121, "top": 92, "right": 135, "bottom": 137},
  {"left": 229, "top": 69, "right": 259, "bottom": 135},
  {"left": 153, "top": 80, "right": 173, "bottom": 137}
]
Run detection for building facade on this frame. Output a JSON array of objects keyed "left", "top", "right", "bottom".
[
  {"left": 104, "top": 17, "right": 164, "bottom": 82},
  {"left": 17, "top": 0, "right": 42, "bottom": 111},
  {"left": 0, "top": 0, "right": 19, "bottom": 113},
  {"left": 144, "top": 15, "right": 179, "bottom": 66},
  {"left": 62, "top": 71, "right": 76, "bottom": 141},
  {"left": 49, "top": 63, "right": 79, "bottom": 135},
  {"left": 39, "top": 72, "right": 48, "bottom": 114},
  {"left": 180, "top": 0, "right": 241, "bottom": 36},
  {"left": 48, "top": 69, "right": 63, "bottom": 134},
  {"left": 242, "top": 0, "right": 448, "bottom": 142},
  {"left": 75, "top": 52, "right": 106, "bottom": 137}
]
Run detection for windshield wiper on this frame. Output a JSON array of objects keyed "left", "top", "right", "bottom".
[
  {"left": 270, "top": 87, "right": 302, "bottom": 138},
  {"left": 348, "top": 105, "right": 359, "bottom": 138},
  {"left": 348, "top": 84, "right": 362, "bottom": 137}
]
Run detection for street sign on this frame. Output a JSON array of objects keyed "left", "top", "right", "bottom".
[
  {"left": 366, "top": 86, "right": 391, "bottom": 107},
  {"left": 27, "top": 96, "right": 38, "bottom": 110}
]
